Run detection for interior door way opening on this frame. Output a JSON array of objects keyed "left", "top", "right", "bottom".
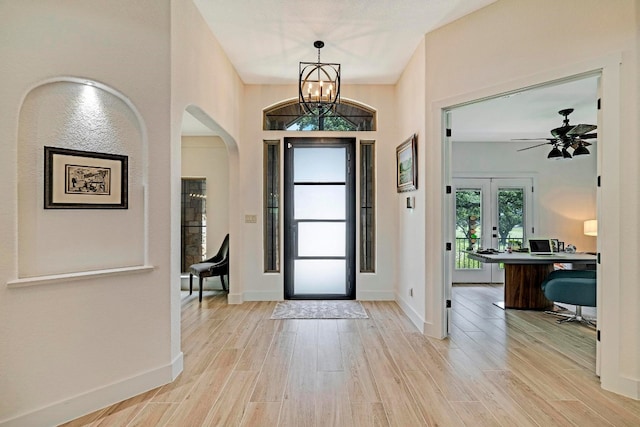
[
  {"left": 441, "top": 70, "right": 602, "bottom": 375},
  {"left": 284, "top": 137, "right": 356, "bottom": 299}
]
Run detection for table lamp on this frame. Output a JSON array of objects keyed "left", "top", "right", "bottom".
[{"left": 584, "top": 219, "right": 597, "bottom": 236}]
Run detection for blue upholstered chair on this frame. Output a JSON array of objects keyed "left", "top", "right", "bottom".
[
  {"left": 541, "top": 269, "right": 596, "bottom": 326},
  {"left": 189, "top": 234, "right": 229, "bottom": 302}
]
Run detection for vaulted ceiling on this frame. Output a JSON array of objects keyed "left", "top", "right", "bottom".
[
  {"left": 184, "top": 1, "right": 598, "bottom": 143},
  {"left": 192, "top": 0, "right": 497, "bottom": 84}
]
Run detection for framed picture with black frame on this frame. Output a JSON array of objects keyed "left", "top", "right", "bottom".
[
  {"left": 396, "top": 134, "right": 417, "bottom": 193},
  {"left": 44, "top": 146, "right": 128, "bottom": 209}
]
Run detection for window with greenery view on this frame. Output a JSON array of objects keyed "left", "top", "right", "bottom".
[{"left": 264, "top": 100, "right": 376, "bottom": 131}]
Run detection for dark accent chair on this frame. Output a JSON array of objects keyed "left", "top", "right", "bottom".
[
  {"left": 541, "top": 269, "right": 596, "bottom": 326},
  {"left": 189, "top": 234, "right": 229, "bottom": 302}
]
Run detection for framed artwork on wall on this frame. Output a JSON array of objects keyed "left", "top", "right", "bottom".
[
  {"left": 44, "top": 146, "right": 128, "bottom": 209},
  {"left": 396, "top": 134, "right": 417, "bottom": 193}
]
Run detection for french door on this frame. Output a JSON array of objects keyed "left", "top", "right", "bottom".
[
  {"left": 283, "top": 138, "right": 355, "bottom": 299},
  {"left": 453, "top": 177, "right": 533, "bottom": 283}
]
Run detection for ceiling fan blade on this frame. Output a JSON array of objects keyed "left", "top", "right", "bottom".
[
  {"left": 567, "top": 124, "right": 597, "bottom": 136},
  {"left": 551, "top": 125, "right": 572, "bottom": 138},
  {"left": 511, "top": 138, "right": 556, "bottom": 141},
  {"left": 578, "top": 132, "right": 597, "bottom": 139},
  {"left": 517, "top": 141, "right": 554, "bottom": 151}
]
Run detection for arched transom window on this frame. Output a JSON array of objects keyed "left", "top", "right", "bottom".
[{"left": 263, "top": 99, "right": 376, "bottom": 131}]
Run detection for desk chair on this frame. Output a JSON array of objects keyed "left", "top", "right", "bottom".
[
  {"left": 189, "top": 234, "right": 229, "bottom": 302},
  {"left": 541, "top": 269, "right": 596, "bottom": 326}
]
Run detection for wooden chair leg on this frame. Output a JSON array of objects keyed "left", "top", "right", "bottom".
[
  {"left": 189, "top": 274, "right": 193, "bottom": 295},
  {"left": 199, "top": 276, "right": 203, "bottom": 302}
]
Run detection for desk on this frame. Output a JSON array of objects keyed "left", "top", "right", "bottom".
[{"left": 466, "top": 252, "right": 596, "bottom": 310}]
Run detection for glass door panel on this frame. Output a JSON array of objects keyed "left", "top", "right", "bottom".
[
  {"left": 294, "top": 147, "right": 346, "bottom": 182},
  {"left": 294, "top": 260, "right": 346, "bottom": 294},
  {"left": 294, "top": 185, "right": 345, "bottom": 219},
  {"left": 297, "top": 222, "right": 346, "bottom": 257},
  {"left": 453, "top": 180, "right": 491, "bottom": 283},
  {"left": 496, "top": 187, "right": 525, "bottom": 251}
]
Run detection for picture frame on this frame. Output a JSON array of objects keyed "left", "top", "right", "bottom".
[
  {"left": 396, "top": 134, "right": 418, "bottom": 193},
  {"left": 44, "top": 146, "right": 128, "bottom": 209},
  {"left": 550, "top": 238, "right": 560, "bottom": 252}
]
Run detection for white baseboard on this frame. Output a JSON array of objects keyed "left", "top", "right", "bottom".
[
  {"left": 357, "top": 290, "right": 395, "bottom": 300},
  {"left": 422, "top": 320, "right": 446, "bottom": 339},
  {"left": 227, "top": 292, "right": 244, "bottom": 304},
  {"left": 0, "top": 352, "right": 183, "bottom": 427},
  {"left": 601, "top": 374, "right": 640, "bottom": 400},
  {"left": 242, "top": 290, "right": 282, "bottom": 301},
  {"left": 394, "top": 294, "right": 425, "bottom": 333}
]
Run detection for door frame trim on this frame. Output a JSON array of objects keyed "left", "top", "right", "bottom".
[{"left": 283, "top": 137, "right": 356, "bottom": 299}]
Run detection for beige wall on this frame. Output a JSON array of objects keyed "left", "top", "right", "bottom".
[
  {"left": 394, "top": 38, "right": 427, "bottom": 329},
  {"left": 240, "top": 84, "right": 398, "bottom": 301},
  {"left": 0, "top": 1, "right": 176, "bottom": 425},
  {"left": 420, "top": 0, "right": 639, "bottom": 398}
]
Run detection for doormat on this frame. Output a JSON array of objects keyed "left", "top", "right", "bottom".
[{"left": 270, "top": 300, "right": 369, "bottom": 319}]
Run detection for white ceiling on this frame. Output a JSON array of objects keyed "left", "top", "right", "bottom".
[
  {"left": 192, "top": 0, "right": 497, "bottom": 84},
  {"left": 183, "top": 1, "right": 599, "bottom": 143},
  {"left": 451, "top": 75, "right": 599, "bottom": 142}
]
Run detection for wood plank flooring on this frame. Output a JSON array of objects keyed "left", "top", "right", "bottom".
[{"left": 62, "top": 285, "right": 640, "bottom": 426}]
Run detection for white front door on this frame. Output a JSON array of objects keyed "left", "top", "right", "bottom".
[{"left": 453, "top": 177, "right": 533, "bottom": 283}]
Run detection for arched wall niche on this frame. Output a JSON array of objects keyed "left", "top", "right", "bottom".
[{"left": 17, "top": 77, "right": 148, "bottom": 278}]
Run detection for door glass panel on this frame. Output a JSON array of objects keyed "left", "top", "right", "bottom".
[
  {"left": 497, "top": 188, "right": 525, "bottom": 251},
  {"left": 294, "top": 260, "right": 346, "bottom": 294},
  {"left": 294, "top": 185, "right": 345, "bottom": 219},
  {"left": 298, "top": 222, "right": 345, "bottom": 257},
  {"left": 455, "top": 188, "right": 482, "bottom": 270},
  {"left": 294, "top": 147, "right": 346, "bottom": 182}
]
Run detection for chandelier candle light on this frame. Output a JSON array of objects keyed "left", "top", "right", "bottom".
[{"left": 299, "top": 41, "right": 341, "bottom": 115}]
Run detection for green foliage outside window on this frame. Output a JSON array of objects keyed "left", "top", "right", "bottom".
[{"left": 287, "top": 113, "right": 356, "bottom": 131}]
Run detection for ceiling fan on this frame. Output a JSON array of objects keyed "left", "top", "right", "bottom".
[{"left": 514, "top": 108, "right": 597, "bottom": 159}]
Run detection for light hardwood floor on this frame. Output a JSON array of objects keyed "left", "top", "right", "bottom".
[{"left": 62, "top": 284, "right": 640, "bottom": 426}]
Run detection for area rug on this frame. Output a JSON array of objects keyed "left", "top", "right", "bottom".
[{"left": 270, "top": 300, "right": 369, "bottom": 319}]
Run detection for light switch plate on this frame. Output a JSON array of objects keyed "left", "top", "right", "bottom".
[{"left": 245, "top": 214, "right": 257, "bottom": 223}]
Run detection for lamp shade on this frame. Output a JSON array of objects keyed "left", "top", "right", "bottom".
[
  {"left": 547, "top": 146, "right": 563, "bottom": 159},
  {"left": 584, "top": 219, "right": 597, "bottom": 236}
]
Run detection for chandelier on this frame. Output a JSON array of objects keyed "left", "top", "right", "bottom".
[{"left": 298, "top": 41, "right": 341, "bottom": 115}]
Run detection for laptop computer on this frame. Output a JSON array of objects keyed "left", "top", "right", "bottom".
[{"left": 528, "top": 239, "right": 555, "bottom": 255}]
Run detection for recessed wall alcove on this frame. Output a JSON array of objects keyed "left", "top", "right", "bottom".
[{"left": 17, "top": 79, "right": 147, "bottom": 279}]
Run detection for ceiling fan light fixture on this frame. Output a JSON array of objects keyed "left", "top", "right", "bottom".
[
  {"left": 298, "top": 41, "right": 341, "bottom": 115},
  {"left": 517, "top": 108, "right": 597, "bottom": 161},
  {"left": 547, "top": 145, "right": 563, "bottom": 159},
  {"left": 573, "top": 144, "right": 590, "bottom": 156}
]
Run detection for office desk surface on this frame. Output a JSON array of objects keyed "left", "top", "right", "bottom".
[
  {"left": 465, "top": 251, "right": 596, "bottom": 310},
  {"left": 467, "top": 251, "right": 596, "bottom": 265}
]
